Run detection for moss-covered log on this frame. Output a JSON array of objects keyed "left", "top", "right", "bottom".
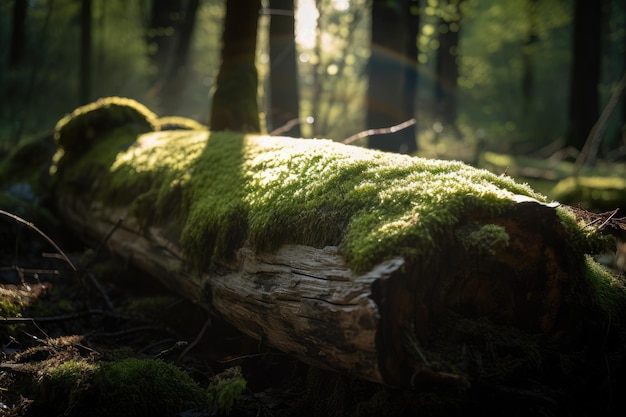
[{"left": 48, "top": 98, "right": 626, "bottom": 389}]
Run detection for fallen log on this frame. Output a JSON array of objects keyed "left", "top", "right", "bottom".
[{"left": 48, "top": 97, "right": 626, "bottom": 388}]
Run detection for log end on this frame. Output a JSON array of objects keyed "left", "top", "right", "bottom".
[{"left": 371, "top": 200, "right": 626, "bottom": 387}]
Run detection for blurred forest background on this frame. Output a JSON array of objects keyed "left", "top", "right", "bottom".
[{"left": 1, "top": 0, "right": 625, "bottom": 168}]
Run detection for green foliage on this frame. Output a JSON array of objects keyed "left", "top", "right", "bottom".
[{"left": 206, "top": 366, "right": 247, "bottom": 415}]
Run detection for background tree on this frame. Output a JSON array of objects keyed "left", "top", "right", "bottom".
[
  {"left": 210, "top": 0, "right": 261, "bottom": 132},
  {"left": 567, "top": 0, "right": 603, "bottom": 151},
  {"left": 402, "top": 0, "right": 420, "bottom": 147},
  {"left": 9, "top": 0, "right": 28, "bottom": 69},
  {"left": 366, "top": 0, "right": 418, "bottom": 154},
  {"left": 146, "top": 0, "right": 182, "bottom": 95},
  {"left": 159, "top": 0, "right": 201, "bottom": 115},
  {"left": 521, "top": 0, "right": 539, "bottom": 120},
  {"left": 268, "top": 0, "right": 300, "bottom": 136},
  {"left": 433, "top": 0, "right": 464, "bottom": 136},
  {"left": 80, "top": 0, "right": 92, "bottom": 104}
]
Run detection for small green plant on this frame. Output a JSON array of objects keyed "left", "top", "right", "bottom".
[{"left": 206, "top": 366, "right": 247, "bottom": 415}]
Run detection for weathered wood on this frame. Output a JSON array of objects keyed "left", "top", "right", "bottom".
[
  {"left": 47, "top": 98, "right": 626, "bottom": 389},
  {"left": 58, "top": 201, "right": 417, "bottom": 385}
]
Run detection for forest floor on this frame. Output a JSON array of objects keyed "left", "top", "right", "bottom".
[
  {"left": 3, "top": 203, "right": 490, "bottom": 417},
  {"left": 0, "top": 204, "right": 324, "bottom": 417}
]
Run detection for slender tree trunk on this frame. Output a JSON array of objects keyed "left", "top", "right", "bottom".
[
  {"left": 160, "top": 0, "right": 200, "bottom": 115},
  {"left": 310, "top": 0, "right": 323, "bottom": 138},
  {"left": 367, "top": 0, "right": 417, "bottom": 154},
  {"left": 434, "top": 0, "right": 463, "bottom": 133},
  {"left": 80, "top": 0, "right": 92, "bottom": 105},
  {"left": 9, "top": 0, "right": 28, "bottom": 69},
  {"left": 567, "top": 0, "right": 602, "bottom": 151},
  {"left": 402, "top": 0, "right": 420, "bottom": 149},
  {"left": 147, "top": 0, "right": 182, "bottom": 88},
  {"left": 623, "top": 7, "right": 626, "bottom": 149},
  {"left": 268, "top": 0, "right": 300, "bottom": 136},
  {"left": 522, "top": 0, "right": 539, "bottom": 119},
  {"left": 210, "top": 0, "right": 261, "bottom": 132}
]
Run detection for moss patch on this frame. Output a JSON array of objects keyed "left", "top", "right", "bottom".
[
  {"left": 93, "top": 358, "right": 205, "bottom": 416},
  {"left": 52, "top": 100, "right": 551, "bottom": 273},
  {"left": 454, "top": 222, "right": 510, "bottom": 255},
  {"left": 206, "top": 366, "right": 247, "bottom": 414},
  {"left": 53, "top": 96, "right": 157, "bottom": 159},
  {"left": 33, "top": 358, "right": 205, "bottom": 417}
]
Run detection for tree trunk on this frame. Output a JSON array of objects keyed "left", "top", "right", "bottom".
[
  {"left": 567, "top": 0, "right": 602, "bottom": 151},
  {"left": 522, "top": 0, "right": 539, "bottom": 119},
  {"left": 366, "top": 0, "right": 417, "bottom": 154},
  {"left": 80, "top": 0, "right": 92, "bottom": 105},
  {"left": 159, "top": 0, "right": 201, "bottom": 115},
  {"left": 9, "top": 0, "right": 28, "bottom": 69},
  {"left": 402, "top": 0, "right": 420, "bottom": 146},
  {"left": 268, "top": 0, "right": 300, "bottom": 136},
  {"left": 47, "top": 98, "right": 626, "bottom": 389},
  {"left": 210, "top": 0, "right": 261, "bottom": 132},
  {"left": 147, "top": 0, "right": 182, "bottom": 87},
  {"left": 434, "top": 0, "right": 463, "bottom": 134}
]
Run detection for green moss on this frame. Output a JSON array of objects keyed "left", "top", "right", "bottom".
[
  {"left": 33, "top": 358, "right": 205, "bottom": 416},
  {"left": 555, "top": 206, "right": 614, "bottom": 257},
  {"left": 53, "top": 96, "right": 157, "bottom": 158},
  {"left": 206, "top": 366, "right": 247, "bottom": 415},
  {"left": 53, "top": 100, "right": 552, "bottom": 272},
  {"left": 238, "top": 136, "right": 543, "bottom": 271},
  {"left": 580, "top": 255, "right": 626, "bottom": 317},
  {"left": 0, "top": 299, "right": 22, "bottom": 318},
  {"left": 0, "top": 134, "right": 55, "bottom": 191},
  {"left": 92, "top": 358, "right": 204, "bottom": 416},
  {"left": 454, "top": 222, "right": 510, "bottom": 255},
  {"left": 156, "top": 116, "right": 207, "bottom": 131},
  {"left": 37, "top": 359, "right": 97, "bottom": 416}
]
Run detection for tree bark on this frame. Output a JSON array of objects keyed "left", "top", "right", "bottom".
[
  {"left": 210, "top": 0, "right": 261, "bottom": 132},
  {"left": 522, "top": 0, "right": 539, "bottom": 119},
  {"left": 80, "top": 0, "right": 92, "bottom": 105},
  {"left": 567, "top": 0, "right": 602, "bottom": 150},
  {"left": 367, "top": 0, "right": 417, "bottom": 154},
  {"left": 159, "top": 0, "right": 200, "bottom": 115},
  {"left": 268, "top": 0, "right": 300, "bottom": 136},
  {"left": 147, "top": 0, "right": 182, "bottom": 86},
  {"left": 9, "top": 0, "right": 28, "bottom": 69},
  {"left": 434, "top": 0, "right": 463, "bottom": 134}
]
